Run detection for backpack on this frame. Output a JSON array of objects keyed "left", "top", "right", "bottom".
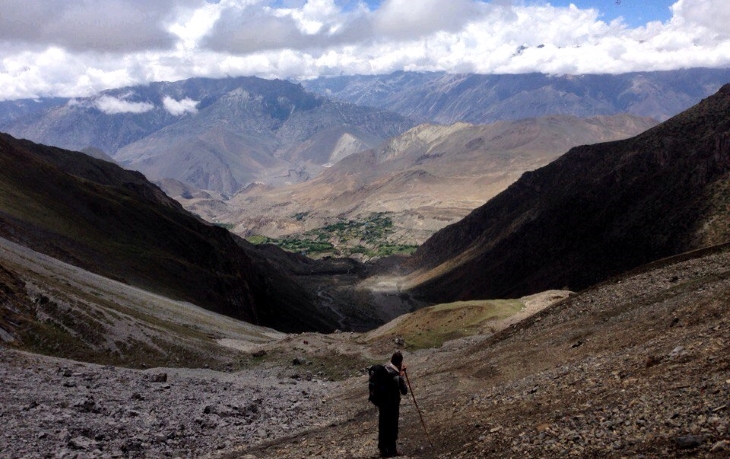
[{"left": 368, "top": 364, "right": 391, "bottom": 406}]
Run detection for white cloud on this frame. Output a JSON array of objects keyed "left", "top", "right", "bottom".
[
  {"left": 373, "top": 0, "right": 483, "bottom": 39},
  {"left": 95, "top": 95, "right": 155, "bottom": 114},
  {"left": 670, "top": 0, "right": 730, "bottom": 39},
  {"left": 0, "top": 0, "right": 205, "bottom": 53},
  {"left": 0, "top": 0, "right": 729, "bottom": 100},
  {"left": 163, "top": 96, "right": 199, "bottom": 115}
]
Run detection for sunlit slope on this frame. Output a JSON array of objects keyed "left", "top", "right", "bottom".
[
  {"left": 363, "top": 290, "right": 570, "bottom": 349},
  {"left": 0, "top": 236, "right": 282, "bottom": 368}
]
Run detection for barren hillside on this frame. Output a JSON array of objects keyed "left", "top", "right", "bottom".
[
  {"left": 230, "top": 243, "right": 730, "bottom": 459},
  {"left": 3, "top": 240, "right": 728, "bottom": 458},
  {"left": 404, "top": 83, "right": 730, "bottom": 304}
]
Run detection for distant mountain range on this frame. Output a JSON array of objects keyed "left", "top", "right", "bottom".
[
  {"left": 2, "top": 69, "right": 729, "bottom": 198},
  {"left": 204, "top": 114, "right": 657, "bottom": 248},
  {"left": 0, "top": 77, "right": 415, "bottom": 194},
  {"left": 403, "top": 83, "right": 730, "bottom": 303},
  {"left": 302, "top": 68, "right": 730, "bottom": 124}
]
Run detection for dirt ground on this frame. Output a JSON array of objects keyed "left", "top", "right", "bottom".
[
  {"left": 225, "top": 245, "right": 730, "bottom": 459},
  {"left": 2, "top": 244, "right": 730, "bottom": 459}
]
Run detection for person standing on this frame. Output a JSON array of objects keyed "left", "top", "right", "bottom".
[{"left": 378, "top": 351, "right": 408, "bottom": 457}]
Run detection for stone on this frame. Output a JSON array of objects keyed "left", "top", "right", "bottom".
[
  {"left": 23, "top": 400, "right": 38, "bottom": 411},
  {"left": 68, "top": 436, "right": 94, "bottom": 451},
  {"left": 675, "top": 435, "right": 702, "bottom": 449},
  {"left": 645, "top": 355, "right": 661, "bottom": 368},
  {"left": 121, "top": 437, "right": 145, "bottom": 453},
  {"left": 73, "top": 397, "right": 98, "bottom": 413},
  {"left": 668, "top": 346, "right": 687, "bottom": 359},
  {"left": 150, "top": 373, "right": 168, "bottom": 383}
]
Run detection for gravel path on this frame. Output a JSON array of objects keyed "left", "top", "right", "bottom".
[{"left": 0, "top": 349, "right": 338, "bottom": 459}]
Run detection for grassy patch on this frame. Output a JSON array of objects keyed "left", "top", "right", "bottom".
[
  {"left": 214, "top": 222, "right": 237, "bottom": 230},
  {"left": 370, "top": 299, "right": 525, "bottom": 350}
]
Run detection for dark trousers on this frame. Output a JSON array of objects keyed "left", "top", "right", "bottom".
[{"left": 378, "top": 403, "right": 400, "bottom": 455}]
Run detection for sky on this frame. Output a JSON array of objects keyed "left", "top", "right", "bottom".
[{"left": 0, "top": 0, "right": 728, "bottom": 101}]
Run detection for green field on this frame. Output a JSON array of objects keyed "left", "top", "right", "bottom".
[{"left": 246, "top": 212, "right": 418, "bottom": 259}]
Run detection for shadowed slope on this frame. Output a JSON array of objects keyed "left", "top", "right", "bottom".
[
  {"left": 0, "top": 133, "right": 337, "bottom": 332},
  {"left": 406, "top": 84, "right": 730, "bottom": 303}
]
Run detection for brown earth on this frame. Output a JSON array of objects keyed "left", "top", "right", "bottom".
[
  {"left": 225, "top": 243, "right": 730, "bottom": 459},
  {"left": 2, "top": 240, "right": 729, "bottom": 458}
]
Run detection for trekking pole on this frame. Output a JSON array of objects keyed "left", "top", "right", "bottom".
[{"left": 403, "top": 368, "right": 434, "bottom": 448}]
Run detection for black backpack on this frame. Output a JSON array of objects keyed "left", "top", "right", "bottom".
[{"left": 368, "top": 364, "right": 391, "bottom": 406}]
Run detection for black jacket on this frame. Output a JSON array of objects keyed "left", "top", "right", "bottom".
[{"left": 383, "top": 363, "right": 408, "bottom": 405}]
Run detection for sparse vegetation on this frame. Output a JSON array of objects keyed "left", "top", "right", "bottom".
[
  {"left": 214, "top": 222, "right": 237, "bottom": 230},
  {"left": 364, "top": 299, "right": 526, "bottom": 350},
  {"left": 246, "top": 212, "right": 419, "bottom": 259}
]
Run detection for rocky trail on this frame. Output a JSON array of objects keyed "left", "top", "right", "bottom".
[
  {"left": 3, "top": 245, "right": 730, "bottom": 458},
  {"left": 232, "top": 246, "right": 730, "bottom": 459},
  {"left": 0, "top": 348, "right": 339, "bottom": 458}
]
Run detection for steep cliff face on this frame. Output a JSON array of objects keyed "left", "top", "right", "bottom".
[
  {"left": 406, "top": 84, "right": 730, "bottom": 303},
  {"left": 0, "top": 132, "right": 338, "bottom": 332}
]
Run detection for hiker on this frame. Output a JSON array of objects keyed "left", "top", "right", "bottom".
[{"left": 378, "top": 351, "right": 408, "bottom": 457}]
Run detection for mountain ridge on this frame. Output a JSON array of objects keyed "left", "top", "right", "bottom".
[
  {"left": 2, "top": 77, "right": 415, "bottom": 194},
  {"left": 403, "top": 83, "right": 730, "bottom": 303},
  {"left": 201, "top": 114, "right": 657, "bottom": 255},
  {"left": 0, "top": 132, "right": 340, "bottom": 332},
  {"left": 303, "top": 68, "right": 730, "bottom": 124}
]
